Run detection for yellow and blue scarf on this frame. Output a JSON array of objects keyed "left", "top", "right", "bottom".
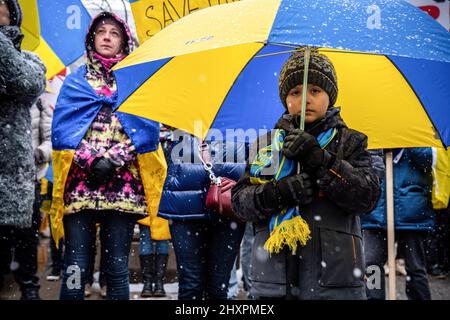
[{"left": 250, "top": 127, "right": 337, "bottom": 254}]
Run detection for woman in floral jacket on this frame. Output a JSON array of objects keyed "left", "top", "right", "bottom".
[{"left": 51, "top": 12, "right": 168, "bottom": 300}]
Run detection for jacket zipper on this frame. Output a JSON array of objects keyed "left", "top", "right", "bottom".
[{"left": 351, "top": 235, "right": 357, "bottom": 265}]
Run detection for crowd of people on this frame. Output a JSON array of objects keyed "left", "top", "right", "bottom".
[{"left": 0, "top": 0, "right": 449, "bottom": 301}]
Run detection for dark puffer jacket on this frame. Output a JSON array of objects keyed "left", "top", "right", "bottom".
[
  {"left": 158, "top": 132, "right": 246, "bottom": 220},
  {"left": 361, "top": 148, "right": 434, "bottom": 232},
  {"left": 232, "top": 109, "right": 381, "bottom": 300},
  {"left": 0, "top": 1, "right": 46, "bottom": 228}
]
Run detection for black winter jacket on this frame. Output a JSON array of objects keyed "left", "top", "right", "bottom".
[
  {"left": 232, "top": 109, "right": 381, "bottom": 300},
  {"left": 0, "top": 25, "right": 46, "bottom": 228}
]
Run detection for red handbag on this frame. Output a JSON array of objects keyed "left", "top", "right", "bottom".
[{"left": 199, "top": 141, "right": 244, "bottom": 223}]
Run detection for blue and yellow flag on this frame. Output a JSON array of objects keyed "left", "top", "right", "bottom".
[
  {"left": 432, "top": 147, "right": 450, "bottom": 210},
  {"left": 50, "top": 66, "right": 168, "bottom": 247}
]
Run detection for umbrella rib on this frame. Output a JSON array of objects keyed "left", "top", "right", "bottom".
[
  {"left": 255, "top": 49, "right": 302, "bottom": 58},
  {"left": 263, "top": 42, "right": 388, "bottom": 58},
  {"left": 255, "top": 48, "right": 365, "bottom": 58},
  {"left": 266, "top": 42, "right": 300, "bottom": 49},
  {"left": 384, "top": 56, "right": 446, "bottom": 149}
]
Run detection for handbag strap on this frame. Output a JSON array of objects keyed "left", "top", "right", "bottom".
[{"left": 198, "top": 139, "right": 222, "bottom": 185}]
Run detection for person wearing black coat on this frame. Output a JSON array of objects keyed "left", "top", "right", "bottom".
[
  {"left": 232, "top": 49, "right": 381, "bottom": 300},
  {"left": 0, "top": 0, "right": 46, "bottom": 300}
]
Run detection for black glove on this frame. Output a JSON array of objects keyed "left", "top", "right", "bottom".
[
  {"left": 282, "top": 129, "right": 333, "bottom": 172},
  {"left": 256, "top": 173, "right": 314, "bottom": 211},
  {"left": 90, "top": 156, "right": 120, "bottom": 184}
]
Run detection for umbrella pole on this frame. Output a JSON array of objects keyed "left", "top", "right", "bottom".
[
  {"left": 299, "top": 47, "right": 311, "bottom": 131},
  {"left": 297, "top": 47, "right": 311, "bottom": 175},
  {"left": 386, "top": 150, "right": 397, "bottom": 300},
  {"left": 293, "top": 48, "right": 311, "bottom": 258}
]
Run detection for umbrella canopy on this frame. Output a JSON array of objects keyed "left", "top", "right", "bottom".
[
  {"left": 22, "top": 0, "right": 91, "bottom": 79},
  {"left": 114, "top": 0, "right": 450, "bottom": 149}
]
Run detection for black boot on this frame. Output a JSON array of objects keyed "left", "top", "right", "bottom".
[
  {"left": 17, "top": 272, "right": 41, "bottom": 300},
  {"left": 140, "top": 254, "right": 156, "bottom": 297},
  {"left": 20, "top": 280, "right": 41, "bottom": 300},
  {"left": 21, "top": 287, "right": 41, "bottom": 300},
  {"left": 154, "top": 254, "right": 168, "bottom": 297}
]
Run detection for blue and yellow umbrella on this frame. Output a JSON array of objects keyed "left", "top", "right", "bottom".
[
  {"left": 20, "top": 0, "right": 91, "bottom": 79},
  {"left": 114, "top": 0, "right": 450, "bottom": 149}
]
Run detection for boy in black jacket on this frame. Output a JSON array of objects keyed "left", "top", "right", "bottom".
[{"left": 232, "top": 48, "right": 381, "bottom": 300}]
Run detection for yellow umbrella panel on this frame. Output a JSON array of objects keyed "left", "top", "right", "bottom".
[{"left": 327, "top": 50, "right": 439, "bottom": 149}]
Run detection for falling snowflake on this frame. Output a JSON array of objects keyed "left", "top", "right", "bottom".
[{"left": 353, "top": 268, "right": 362, "bottom": 278}]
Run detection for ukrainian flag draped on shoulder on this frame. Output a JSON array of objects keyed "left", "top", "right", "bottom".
[
  {"left": 250, "top": 127, "right": 336, "bottom": 254},
  {"left": 50, "top": 65, "right": 169, "bottom": 247}
]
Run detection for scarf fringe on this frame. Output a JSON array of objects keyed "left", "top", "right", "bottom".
[{"left": 263, "top": 215, "right": 311, "bottom": 254}]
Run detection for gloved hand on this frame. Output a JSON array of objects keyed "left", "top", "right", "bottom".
[
  {"left": 34, "top": 149, "right": 44, "bottom": 165},
  {"left": 282, "top": 129, "right": 333, "bottom": 172},
  {"left": 256, "top": 172, "right": 314, "bottom": 211},
  {"left": 90, "top": 156, "right": 120, "bottom": 184}
]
